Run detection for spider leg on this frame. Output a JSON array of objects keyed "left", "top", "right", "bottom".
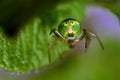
[
  {"left": 55, "top": 40, "right": 63, "bottom": 60},
  {"left": 48, "top": 36, "right": 55, "bottom": 62},
  {"left": 76, "top": 29, "right": 92, "bottom": 51},
  {"left": 75, "top": 31, "right": 86, "bottom": 49},
  {"left": 89, "top": 32, "right": 104, "bottom": 50},
  {"left": 83, "top": 29, "right": 104, "bottom": 50},
  {"left": 85, "top": 33, "right": 91, "bottom": 49},
  {"left": 82, "top": 29, "right": 91, "bottom": 51},
  {"left": 50, "top": 28, "right": 67, "bottom": 43},
  {"left": 48, "top": 29, "right": 67, "bottom": 62}
]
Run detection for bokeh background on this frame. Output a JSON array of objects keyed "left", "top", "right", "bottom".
[{"left": 0, "top": 0, "right": 120, "bottom": 80}]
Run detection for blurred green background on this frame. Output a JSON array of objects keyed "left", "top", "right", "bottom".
[{"left": 0, "top": 0, "right": 120, "bottom": 80}]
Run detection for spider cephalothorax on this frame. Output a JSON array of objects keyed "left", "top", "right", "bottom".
[{"left": 48, "top": 18, "right": 104, "bottom": 62}]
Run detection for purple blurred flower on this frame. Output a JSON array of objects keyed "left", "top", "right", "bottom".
[{"left": 84, "top": 6, "right": 120, "bottom": 40}]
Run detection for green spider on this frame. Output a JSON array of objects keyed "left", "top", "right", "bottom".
[{"left": 48, "top": 18, "right": 104, "bottom": 62}]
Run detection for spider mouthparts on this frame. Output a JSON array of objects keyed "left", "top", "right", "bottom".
[{"left": 69, "top": 43, "right": 74, "bottom": 48}]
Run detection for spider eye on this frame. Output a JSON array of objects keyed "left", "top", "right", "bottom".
[
  {"left": 64, "top": 22, "right": 68, "bottom": 26},
  {"left": 71, "top": 21, "right": 73, "bottom": 24},
  {"left": 71, "top": 21, "right": 75, "bottom": 25}
]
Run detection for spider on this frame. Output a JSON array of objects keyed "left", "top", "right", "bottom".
[{"left": 48, "top": 18, "right": 104, "bottom": 62}]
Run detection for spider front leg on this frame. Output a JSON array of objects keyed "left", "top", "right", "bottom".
[
  {"left": 48, "top": 36, "right": 55, "bottom": 63},
  {"left": 76, "top": 29, "right": 91, "bottom": 50},
  {"left": 83, "top": 29, "right": 104, "bottom": 50},
  {"left": 82, "top": 29, "right": 91, "bottom": 49},
  {"left": 88, "top": 31, "right": 104, "bottom": 50},
  {"left": 48, "top": 28, "right": 66, "bottom": 62}
]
